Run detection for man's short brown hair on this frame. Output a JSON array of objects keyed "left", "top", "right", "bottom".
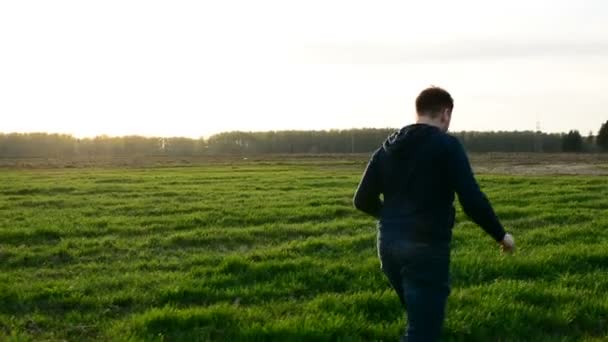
[{"left": 415, "top": 86, "right": 454, "bottom": 117}]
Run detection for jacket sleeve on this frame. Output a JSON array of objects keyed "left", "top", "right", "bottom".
[
  {"left": 448, "top": 138, "right": 506, "bottom": 242},
  {"left": 353, "top": 149, "right": 383, "bottom": 219}
]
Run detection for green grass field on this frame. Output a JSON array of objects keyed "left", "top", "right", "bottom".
[{"left": 1, "top": 157, "right": 608, "bottom": 341}]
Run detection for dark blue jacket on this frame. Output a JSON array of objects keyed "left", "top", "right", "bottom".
[{"left": 353, "top": 124, "right": 505, "bottom": 244}]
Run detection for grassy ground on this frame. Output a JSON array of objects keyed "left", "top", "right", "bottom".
[{"left": 1, "top": 157, "right": 607, "bottom": 341}]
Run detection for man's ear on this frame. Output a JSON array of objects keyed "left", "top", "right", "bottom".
[{"left": 440, "top": 109, "right": 450, "bottom": 123}]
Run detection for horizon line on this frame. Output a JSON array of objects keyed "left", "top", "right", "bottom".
[{"left": 0, "top": 128, "right": 591, "bottom": 140}]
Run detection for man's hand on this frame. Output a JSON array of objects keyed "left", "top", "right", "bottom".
[{"left": 500, "top": 233, "right": 515, "bottom": 253}]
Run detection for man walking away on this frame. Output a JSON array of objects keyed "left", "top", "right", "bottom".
[{"left": 353, "top": 87, "right": 515, "bottom": 342}]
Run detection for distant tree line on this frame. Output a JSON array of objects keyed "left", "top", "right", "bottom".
[
  {"left": 1, "top": 120, "right": 607, "bottom": 158},
  {"left": 0, "top": 134, "right": 205, "bottom": 158}
]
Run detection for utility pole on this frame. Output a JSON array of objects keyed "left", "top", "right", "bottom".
[
  {"left": 534, "top": 119, "right": 543, "bottom": 153},
  {"left": 351, "top": 130, "right": 355, "bottom": 154}
]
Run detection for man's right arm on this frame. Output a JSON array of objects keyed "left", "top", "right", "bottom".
[
  {"left": 447, "top": 137, "right": 506, "bottom": 242},
  {"left": 353, "top": 149, "right": 383, "bottom": 219}
]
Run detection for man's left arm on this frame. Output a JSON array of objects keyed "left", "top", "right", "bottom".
[{"left": 353, "top": 149, "right": 383, "bottom": 219}]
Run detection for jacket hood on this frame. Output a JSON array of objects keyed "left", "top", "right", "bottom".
[{"left": 382, "top": 124, "right": 441, "bottom": 156}]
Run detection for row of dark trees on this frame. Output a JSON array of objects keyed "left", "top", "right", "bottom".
[
  {"left": 1, "top": 121, "right": 607, "bottom": 158},
  {"left": 0, "top": 134, "right": 205, "bottom": 158}
]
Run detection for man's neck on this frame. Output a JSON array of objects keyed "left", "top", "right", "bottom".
[{"left": 416, "top": 116, "right": 443, "bottom": 130}]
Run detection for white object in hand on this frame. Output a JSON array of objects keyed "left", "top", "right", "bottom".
[{"left": 501, "top": 233, "right": 515, "bottom": 253}]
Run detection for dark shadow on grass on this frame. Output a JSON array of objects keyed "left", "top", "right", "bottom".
[
  {"left": 18, "top": 199, "right": 81, "bottom": 209},
  {"left": 1, "top": 229, "right": 62, "bottom": 246},
  {"left": 93, "top": 178, "right": 147, "bottom": 184},
  {"left": 0, "top": 289, "right": 98, "bottom": 317},
  {"left": 1, "top": 249, "right": 74, "bottom": 269},
  {"left": 1, "top": 187, "right": 76, "bottom": 196}
]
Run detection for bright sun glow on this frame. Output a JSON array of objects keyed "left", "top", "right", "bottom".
[{"left": 1, "top": 0, "right": 608, "bottom": 138}]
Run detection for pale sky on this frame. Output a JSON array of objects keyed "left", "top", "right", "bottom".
[{"left": 1, "top": 0, "right": 607, "bottom": 138}]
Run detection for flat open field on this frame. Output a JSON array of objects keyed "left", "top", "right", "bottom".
[{"left": 1, "top": 155, "right": 608, "bottom": 341}]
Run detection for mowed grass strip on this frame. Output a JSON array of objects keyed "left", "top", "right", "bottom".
[{"left": 0, "top": 162, "right": 607, "bottom": 341}]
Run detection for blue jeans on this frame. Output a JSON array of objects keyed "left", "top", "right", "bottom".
[{"left": 378, "top": 232, "right": 451, "bottom": 342}]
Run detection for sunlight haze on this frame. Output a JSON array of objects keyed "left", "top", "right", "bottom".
[{"left": 1, "top": 0, "right": 607, "bottom": 138}]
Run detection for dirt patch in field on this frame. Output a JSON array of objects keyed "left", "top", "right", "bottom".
[
  {"left": 469, "top": 153, "right": 608, "bottom": 175},
  {"left": 474, "top": 163, "right": 608, "bottom": 175},
  {"left": 1, "top": 153, "right": 608, "bottom": 175}
]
